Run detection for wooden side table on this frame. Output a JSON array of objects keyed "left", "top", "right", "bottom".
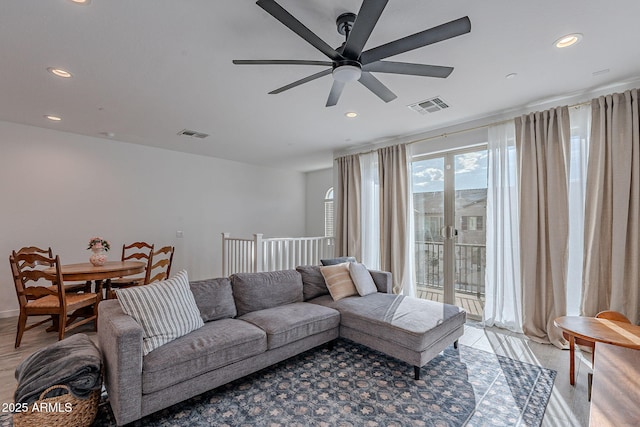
[{"left": 553, "top": 316, "right": 640, "bottom": 385}]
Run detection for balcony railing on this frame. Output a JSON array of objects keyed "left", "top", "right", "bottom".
[{"left": 415, "top": 241, "right": 486, "bottom": 298}]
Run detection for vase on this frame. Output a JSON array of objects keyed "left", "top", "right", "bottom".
[{"left": 89, "top": 247, "right": 108, "bottom": 266}]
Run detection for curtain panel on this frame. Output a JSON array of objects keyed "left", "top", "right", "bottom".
[
  {"left": 360, "top": 152, "right": 381, "bottom": 270},
  {"left": 515, "top": 106, "right": 570, "bottom": 347},
  {"left": 582, "top": 89, "right": 640, "bottom": 324},
  {"left": 334, "top": 154, "right": 362, "bottom": 260},
  {"left": 484, "top": 122, "right": 523, "bottom": 332},
  {"left": 378, "top": 144, "right": 413, "bottom": 295}
]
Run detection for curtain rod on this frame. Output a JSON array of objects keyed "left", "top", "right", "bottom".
[{"left": 336, "top": 100, "right": 591, "bottom": 159}]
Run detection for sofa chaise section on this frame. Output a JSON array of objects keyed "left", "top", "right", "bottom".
[{"left": 308, "top": 287, "right": 465, "bottom": 379}]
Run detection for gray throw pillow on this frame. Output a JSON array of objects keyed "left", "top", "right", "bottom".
[
  {"left": 189, "top": 277, "right": 237, "bottom": 321},
  {"left": 320, "top": 256, "right": 356, "bottom": 266},
  {"left": 296, "top": 265, "right": 329, "bottom": 300},
  {"left": 349, "top": 262, "right": 377, "bottom": 296}
]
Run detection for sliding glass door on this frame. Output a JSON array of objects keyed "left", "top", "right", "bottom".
[{"left": 412, "top": 147, "right": 488, "bottom": 319}]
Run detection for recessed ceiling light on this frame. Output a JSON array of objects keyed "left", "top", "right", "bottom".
[
  {"left": 554, "top": 33, "right": 583, "bottom": 48},
  {"left": 505, "top": 73, "right": 518, "bottom": 79},
  {"left": 69, "top": 0, "right": 91, "bottom": 5},
  {"left": 45, "top": 115, "right": 62, "bottom": 121},
  {"left": 345, "top": 112, "right": 358, "bottom": 118},
  {"left": 47, "top": 67, "right": 72, "bottom": 78}
]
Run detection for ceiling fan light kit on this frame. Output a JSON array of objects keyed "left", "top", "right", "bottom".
[
  {"left": 332, "top": 63, "right": 362, "bottom": 83},
  {"left": 234, "top": 0, "right": 471, "bottom": 107}
]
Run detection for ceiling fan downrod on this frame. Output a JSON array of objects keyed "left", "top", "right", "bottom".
[{"left": 336, "top": 12, "right": 356, "bottom": 40}]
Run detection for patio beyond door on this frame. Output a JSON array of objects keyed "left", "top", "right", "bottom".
[{"left": 412, "top": 148, "right": 488, "bottom": 320}]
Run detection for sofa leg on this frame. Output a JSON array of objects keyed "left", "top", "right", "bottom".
[
  {"left": 453, "top": 339, "right": 459, "bottom": 349},
  {"left": 327, "top": 339, "right": 336, "bottom": 351},
  {"left": 414, "top": 366, "right": 421, "bottom": 380}
]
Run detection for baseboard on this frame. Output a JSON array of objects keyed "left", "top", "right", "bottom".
[{"left": 0, "top": 309, "right": 19, "bottom": 319}]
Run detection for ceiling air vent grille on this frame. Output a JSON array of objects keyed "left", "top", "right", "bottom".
[
  {"left": 408, "top": 96, "right": 450, "bottom": 114},
  {"left": 178, "top": 129, "right": 209, "bottom": 139}
]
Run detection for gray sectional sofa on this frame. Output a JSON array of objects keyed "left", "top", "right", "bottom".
[{"left": 98, "top": 267, "right": 466, "bottom": 425}]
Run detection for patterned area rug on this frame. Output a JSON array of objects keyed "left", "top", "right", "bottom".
[{"left": 3, "top": 339, "right": 556, "bottom": 427}]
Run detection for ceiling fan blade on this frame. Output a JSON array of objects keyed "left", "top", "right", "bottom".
[
  {"left": 342, "top": 0, "right": 388, "bottom": 59},
  {"left": 268, "top": 68, "right": 332, "bottom": 94},
  {"left": 326, "top": 80, "right": 346, "bottom": 107},
  {"left": 233, "top": 60, "right": 333, "bottom": 66},
  {"left": 358, "top": 72, "right": 397, "bottom": 103},
  {"left": 257, "top": 0, "right": 344, "bottom": 62},
  {"left": 360, "top": 16, "right": 471, "bottom": 64},
  {"left": 363, "top": 61, "right": 453, "bottom": 78}
]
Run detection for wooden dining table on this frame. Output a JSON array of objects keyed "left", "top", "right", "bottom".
[
  {"left": 553, "top": 316, "right": 640, "bottom": 385},
  {"left": 44, "top": 260, "right": 145, "bottom": 299}
]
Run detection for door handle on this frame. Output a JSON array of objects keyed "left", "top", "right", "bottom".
[{"left": 440, "top": 226, "right": 458, "bottom": 240}]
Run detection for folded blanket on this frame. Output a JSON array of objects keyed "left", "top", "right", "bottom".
[{"left": 15, "top": 333, "right": 102, "bottom": 405}]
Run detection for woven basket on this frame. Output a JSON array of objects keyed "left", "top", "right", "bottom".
[{"left": 13, "top": 385, "right": 100, "bottom": 427}]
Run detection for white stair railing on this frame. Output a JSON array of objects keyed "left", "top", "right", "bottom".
[{"left": 222, "top": 233, "right": 334, "bottom": 276}]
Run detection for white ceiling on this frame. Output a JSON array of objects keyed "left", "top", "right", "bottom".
[{"left": 2, "top": 0, "right": 640, "bottom": 172}]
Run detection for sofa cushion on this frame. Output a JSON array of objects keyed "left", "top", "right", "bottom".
[
  {"left": 116, "top": 270, "right": 204, "bottom": 356},
  {"left": 320, "top": 262, "right": 358, "bottom": 301},
  {"left": 231, "top": 270, "right": 303, "bottom": 316},
  {"left": 320, "top": 256, "right": 356, "bottom": 266},
  {"left": 142, "top": 318, "right": 266, "bottom": 394},
  {"left": 239, "top": 302, "right": 340, "bottom": 350},
  {"left": 189, "top": 277, "right": 237, "bottom": 322},
  {"left": 308, "top": 293, "right": 466, "bottom": 352},
  {"left": 349, "top": 263, "right": 377, "bottom": 296},
  {"left": 296, "top": 265, "right": 329, "bottom": 300}
]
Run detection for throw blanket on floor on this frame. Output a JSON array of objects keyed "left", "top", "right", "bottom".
[{"left": 15, "top": 333, "right": 102, "bottom": 405}]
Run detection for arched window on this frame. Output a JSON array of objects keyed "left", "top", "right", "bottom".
[{"left": 324, "top": 187, "right": 334, "bottom": 237}]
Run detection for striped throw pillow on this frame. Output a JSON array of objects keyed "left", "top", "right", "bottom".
[
  {"left": 320, "top": 262, "right": 359, "bottom": 301},
  {"left": 117, "top": 270, "right": 204, "bottom": 355}
]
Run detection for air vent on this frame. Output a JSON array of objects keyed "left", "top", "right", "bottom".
[
  {"left": 178, "top": 129, "right": 209, "bottom": 139},
  {"left": 408, "top": 96, "right": 450, "bottom": 114}
]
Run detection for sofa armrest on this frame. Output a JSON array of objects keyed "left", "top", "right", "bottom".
[
  {"left": 368, "top": 269, "right": 392, "bottom": 294},
  {"left": 98, "top": 300, "right": 144, "bottom": 426}
]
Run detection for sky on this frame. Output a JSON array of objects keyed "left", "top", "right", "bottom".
[{"left": 412, "top": 150, "right": 488, "bottom": 193}]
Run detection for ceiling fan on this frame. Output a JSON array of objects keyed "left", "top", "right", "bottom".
[{"left": 233, "top": 0, "right": 471, "bottom": 107}]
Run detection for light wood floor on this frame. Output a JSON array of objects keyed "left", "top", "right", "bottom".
[{"left": 0, "top": 316, "right": 592, "bottom": 426}]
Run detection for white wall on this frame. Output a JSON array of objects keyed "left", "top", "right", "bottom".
[
  {"left": 0, "top": 121, "right": 306, "bottom": 317},
  {"left": 304, "top": 168, "right": 333, "bottom": 237}
]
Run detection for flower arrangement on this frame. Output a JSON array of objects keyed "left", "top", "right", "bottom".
[{"left": 87, "top": 236, "right": 111, "bottom": 252}]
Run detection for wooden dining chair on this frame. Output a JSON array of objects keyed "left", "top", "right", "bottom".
[
  {"left": 108, "top": 241, "right": 154, "bottom": 297},
  {"left": 145, "top": 246, "right": 175, "bottom": 284},
  {"left": 13, "top": 246, "right": 89, "bottom": 293},
  {"left": 10, "top": 251, "right": 100, "bottom": 348}
]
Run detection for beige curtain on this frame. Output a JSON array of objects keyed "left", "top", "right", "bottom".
[
  {"left": 515, "top": 106, "right": 570, "bottom": 347},
  {"left": 334, "top": 154, "right": 362, "bottom": 260},
  {"left": 582, "top": 89, "right": 640, "bottom": 324},
  {"left": 378, "top": 144, "right": 411, "bottom": 294}
]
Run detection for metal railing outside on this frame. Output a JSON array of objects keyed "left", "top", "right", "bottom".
[{"left": 415, "top": 241, "right": 486, "bottom": 298}]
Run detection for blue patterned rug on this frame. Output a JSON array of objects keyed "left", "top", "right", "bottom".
[{"left": 4, "top": 339, "right": 556, "bottom": 427}]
